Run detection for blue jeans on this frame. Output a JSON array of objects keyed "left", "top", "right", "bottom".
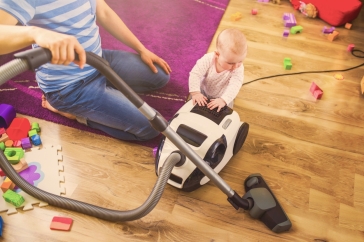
[{"left": 44, "top": 49, "right": 170, "bottom": 141}]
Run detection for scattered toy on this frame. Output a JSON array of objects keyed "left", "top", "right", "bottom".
[
  {"left": 322, "top": 26, "right": 335, "bottom": 34},
  {"left": 230, "top": 12, "right": 242, "bottom": 21},
  {"left": 283, "top": 58, "right": 292, "bottom": 70},
  {"left": 251, "top": 9, "right": 258, "bottom": 15},
  {"left": 3, "top": 189, "right": 25, "bottom": 207},
  {"left": 327, "top": 31, "right": 339, "bottom": 42},
  {"left": 290, "top": 25, "right": 303, "bottom": 34},
  {"left": 310, "top": 82, "right": 323, "bottom": 99},
  {"left": 50, "top": 216, "right": 73, "bottom": 231},
  {"left": 347, "top": 44, "right": 355, "bottom": 52},
  {"left": 283, "top": 13, "right": 296, "bottom": 27},
  {"left": 334, "top": 74, "right": 344, "bottom": 80},
  {"left": 283, "top": 29, "right": 289, "bottom": 37},
  {"left": 345, "top": 23, "right": 352, "bottom": 29}
]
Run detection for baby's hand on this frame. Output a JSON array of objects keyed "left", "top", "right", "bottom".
[
  {"left": 207, "top": 98, "right": 226, "bottom": 112},
  {"left": 191, "top": 92, "right": 208, "bottom": 106}
]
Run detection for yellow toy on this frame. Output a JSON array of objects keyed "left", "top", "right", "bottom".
[{"left": 230, "top": 12, "right": 242, "bottom": 21}]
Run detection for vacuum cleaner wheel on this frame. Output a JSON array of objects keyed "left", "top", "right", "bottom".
[{"left": 233, "top": 122, "right": 249, "bottom": 155}]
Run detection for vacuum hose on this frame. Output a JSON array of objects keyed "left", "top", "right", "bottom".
[{"left": 0, "top": 48, "right": 182, "bottom": 221}]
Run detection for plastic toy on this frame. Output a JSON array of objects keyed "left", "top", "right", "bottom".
[
  {"left": 290, "top": 25, "right": 303, "bottom": 34},
  {"left": 0, "top": 128, "right": 5, "bottom": 135},
  {"left": 0, "top": 143, "right": 4, "bottom": 151},
  {"left": 251, "top": 9, "right": 258, "bottom": 15},
  {"left": 3, "top": 190, "right": 25, "bottom": 207},
  {"left": 28, "top": 129, "right": 37, "bottom": 137},
  {"left": 347, "top": 44, "right": 355, "bottom": 52},
  {"left": 322, "top": 26, "right": 335, "bottom": 34},
  {"left": 257, "top": 0, "right": 269, "bottom": 2},
  {"left": 345, "top": 23, "right": 352, "bottom": 29},
  {"left": 0, "top": 104, "right": 16, "bottom": 129},
  {"left": 30, "top": 134, "right": 42, "bottom": 146},
  {"left": 21, "top": 137, "right": 32, "bottom": 149},
  {"left": 0, "top": 216, "right": 3, "bottom": 237},
  {"left": 283, "top": 13, "right": 297, "bottom": 27},
  {"left": 6, "top": 118, "right": 31, "bottom": 141},
  {"left": 284, "top": 58, "right": 292, "bottom": 70},
  {"left": 298, "top": 2, "right": 317, "bottom": 18},
  {"left": 31, "top": 122, "right": 40, "bottom": 133},
  {"left": 0, "top": 47, "right": 292, "bottom": 233},
  {"left": 310, "top": 82, "right": 323, "bottom": 99},
  {"left": 4, "top": 140, "right": 13, "bottom": 148},
  {"left": 11, "top": 158, "right": 28, "bottom": 173},
  {"left": 327, "top": 30, "right": 339, "bottom": 41},
  {"left": 1, "top": 177, "right": 15, "bottom": 193},
  {"left": 3, "top": 147, "right": 24, "bottom": 164},
  {"left": 50, "top": 216, "right": 73, "bottom": 231},
  {"left": 230, "top": 12, "right": 242, "bottom": 21},
  {"left": 283, "top": 29, "right": 289, "bottom": 37},
  {"left": 0, "top": 134, "right": 8, "bottom": 143},
  {"left": 334, "top": 74, "right": 344, "bottom": 80}
]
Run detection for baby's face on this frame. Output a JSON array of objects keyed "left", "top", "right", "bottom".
[{"left": 215, "top": 50, "right": 245, "bottom": 71}]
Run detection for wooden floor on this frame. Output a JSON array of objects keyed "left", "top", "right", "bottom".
[{"left": 2, "top": 0, "right": 364, "bottom": 241}]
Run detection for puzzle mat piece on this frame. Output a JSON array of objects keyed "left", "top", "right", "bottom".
[{"left": 0, "top": 145, "right": 65, "bottom": 215}]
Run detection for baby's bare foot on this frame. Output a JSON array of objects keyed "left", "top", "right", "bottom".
[{"left": 41, "top": 95, "right": 76, "bottom": 120}]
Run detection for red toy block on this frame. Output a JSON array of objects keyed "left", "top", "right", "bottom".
[
  {"left": 345, "top": 23, "right": 352, "bottom": 29},
  {"left": 310, "top": 82, "right": 324, "bottom": 99},
  {"left": 251, "top": 9, "right": 258, "bottom": 15},
  {"left": 347, "top": 44, "right": 355, "bottom": 52},
  {"left": 0, "top": 169, "right": 5, "bottom": 177},
  {"left": 50, "top": 216, "right": 73, "bottom": 231},
  {"left": 6, "top": 118, "right": 31, "bottom": 140}
]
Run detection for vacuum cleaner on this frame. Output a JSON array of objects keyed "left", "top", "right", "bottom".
[
  {"left": 0, "top": 48, "right": 292, "bottom": 233},
  {"left": 155, "top": 98, "right": 249, "bottom": 192}
]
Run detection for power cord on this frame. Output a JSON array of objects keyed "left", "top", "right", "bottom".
[{"left": 243, "top": 49, "right": 364, "bottom": 86}]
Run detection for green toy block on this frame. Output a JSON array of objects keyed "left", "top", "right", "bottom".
[
  {"left": 0, "top": 142, "right": 4, "bottom": 151},
  {"left": 28, "top": 129, "right": 37, "bottom": 137},
  {"left": 284, "top": 58, "right": 292, "bottom": 70},
  {"left": 3, "top": 189, "right": 25, "bottom": 207},
  {"left": 290, "top": 25, "right": 303, "bottom": 34},
  {"left": 3, "top": 148, "right": 24, "bottom": 165},
  {"left": 31, "top": 122, "right": 41, "bottom": 133}
]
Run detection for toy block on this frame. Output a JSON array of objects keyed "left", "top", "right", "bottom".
[
  {"left": 230, "top": 12, "right": 242, "bottom": 21},
  {"left": 310, "top": 82, "right": 323, "bottom": 99},
  {"left": 0, "top": 169, "right": 5, "bottom": 176},
  {"left": 257, "top": 0, "right": 269, "bottom": 2},
  {"left": 0, "top": 104, "right": 16, "bottom": 129},
  {"left": 12, "top": 158, "right": 28, "bottom": 173},
  {"left": 30, "top": 134, "right": 42, "bottom": 146},
  {"left": 6, "top": 117, "right": 31, "bottom": 140},
  {"left": 322, "top": 26, "right": 335, "bottom": 34},
  {"left": 345, "top": 23, "right": 352, "bottom": 29},
  {"left": 251, "top": 9, "right": 258, "bottom": 15},
  {"left": 31, "top": 122, "right": 40, "bottom": 133},
  {"left": 347, "top": 44, "right": 355, "bottom": 52},
  {"left": 4, "top": 140, "right": 13, "bottom": 148},
  {"left": 0, "top": 216, "right": 3, "bottom": 237},
  {"left": 50, "top": 216, "right": 73, "bottom": 231},
  {"left": 3, "top": 189, "right": 25, "bottom": 207},
  {"left": 13, "top": 140, "right": 21, "bottom": 147},
  {"left": 361, "top": 76, "right": 364, "bottom": 96},
  {"left": 1, "top": 177, "right": 15, "bottom": 193},
  {"left": 283, "top": 58, "right": 292, "bottom": 70},
  {"left": 21, "top": 137, "right": 32, "bottom": 149},
  {"left": 283, "top": 29, "right": 289, "bottom": 37},
  {"left": 3, "top": 147, "right": 24, "bottom": 164},
  {"left": 0, "top": 133, "right": 9, "bottom": 143},
  {"left": 0, "top": 128, "right": 5, "bottom": 135},
  {"left": 327, "top": 31, "right": 339, "bottom": 42},
  {"left": 283, "top": 13, "right": 296, "bottom": 28},
  {"left": 28, "top": 129, "right": 37, "bottom": 137},
  {"left": 0, "top": 142, "right": 4, "bottom": 151},
  {"left": 290, "top": 25, "right": 303, "bottom": 34}
]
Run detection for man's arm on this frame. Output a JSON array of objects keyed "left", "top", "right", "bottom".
[
  {"left": 0, "top": 9, "right": 86, "bottom": 68},
  {"left": 95, "top": 0, "right": 171, "bottom": 74}
]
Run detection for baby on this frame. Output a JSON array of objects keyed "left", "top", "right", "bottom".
[{"left": 189, "top": 28, "right": 247, "bottom": 112}]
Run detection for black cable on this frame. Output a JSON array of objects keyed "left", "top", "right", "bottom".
[{"left": 243, "top": 49, "right": 364, "bottom": 86}]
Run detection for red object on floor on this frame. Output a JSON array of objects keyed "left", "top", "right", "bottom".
[
  {"left": 50, "top": 216, "right": 73, "bottom": 231},
  {"left": 6, "top": 118, "right": 30, "bottom": 140},
  {"left": 310, "top": 82, "right": 323, "bottom": 100},
  {"left": 290, "top": 0, "right": 362, "bottom": 26}
]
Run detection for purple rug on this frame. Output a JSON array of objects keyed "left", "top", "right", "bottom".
[{"left": 0, "top": 0, "right": 229, "bottom": 148}]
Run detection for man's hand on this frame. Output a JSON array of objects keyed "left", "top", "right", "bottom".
[
  {"left": 207, "top": 98, "right": 226, "bottom": 112},
  {"left": 191, "top": 92, "right": 208, "bottom": 106},
  {"left": 140, "top": 49, "right": 171, "bottom": 74},
  {"left": 31, "top": 27, "right": 86, "bottom": 69}
]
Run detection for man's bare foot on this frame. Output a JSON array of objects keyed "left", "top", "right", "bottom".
[{"left": 41, "top": 95, "right": 76, "bottom": 120}]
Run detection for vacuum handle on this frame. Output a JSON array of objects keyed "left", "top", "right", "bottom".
[{"left": 11, "top": 47, "right": 145, "bottom": 108}]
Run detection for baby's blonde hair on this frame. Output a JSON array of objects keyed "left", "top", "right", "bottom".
[{"left": 216, "top": 28, "right": 247, "bottom": 59}]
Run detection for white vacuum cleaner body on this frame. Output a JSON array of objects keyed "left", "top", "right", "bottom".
[{"left": 155, "top": 100, "right": 249, "bottom": 192}]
